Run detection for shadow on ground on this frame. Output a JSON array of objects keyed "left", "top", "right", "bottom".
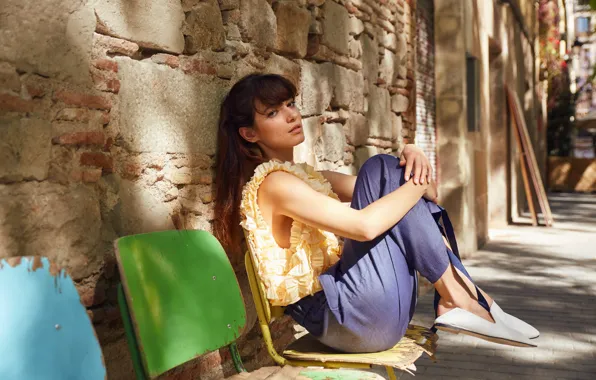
[{"left": 392, "top": 193, "right": 596, "bottom": 380}]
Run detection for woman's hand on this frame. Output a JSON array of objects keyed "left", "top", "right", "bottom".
[
  {"left": 399, "top": 144, "right": 433, "bottom": 185},
  {"left": 423, "top": 180, "right": 439, "bottom": 203}
]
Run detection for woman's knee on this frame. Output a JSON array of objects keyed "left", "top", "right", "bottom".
[{"left": 358, "top": 154, "right": 404, "bottom": 183}]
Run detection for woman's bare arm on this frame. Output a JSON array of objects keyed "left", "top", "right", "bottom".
[
  {"left": 320, "top": 171, "right": 356, "bottom": 203},
  {"left": 259, "top": 171, "right": 428, "bottom": 242}
]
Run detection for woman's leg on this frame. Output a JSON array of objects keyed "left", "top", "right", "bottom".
[{"left": 346, "top": 154, "right": 493, "bottom": 322}]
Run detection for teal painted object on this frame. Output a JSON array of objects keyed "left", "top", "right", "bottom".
[
  {"left": 115, "top": 230, "right": 247, "bottom": 378},
  {"left": 0, "top": 257, "right": 106, "bottom": 380}
]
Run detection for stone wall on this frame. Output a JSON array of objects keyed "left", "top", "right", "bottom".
[{"left": 0, "top": 0, "right": 417, "bottom": 378}]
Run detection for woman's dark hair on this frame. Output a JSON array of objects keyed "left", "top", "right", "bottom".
[{"left": 213, "top": 73, "right": 297, "bottom": 256}]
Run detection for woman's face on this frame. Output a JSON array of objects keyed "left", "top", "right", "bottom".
[{"left": 240, "top": 97, "right": 305, "bottom": 154}]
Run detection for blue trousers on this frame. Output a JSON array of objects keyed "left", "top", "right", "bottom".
[{"left": 285, "top": 154, "right": 473, "bottom": 353}]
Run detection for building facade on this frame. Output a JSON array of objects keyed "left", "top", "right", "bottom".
[{"left": 428, "top": 0, "right": 546, "bottom": 257}]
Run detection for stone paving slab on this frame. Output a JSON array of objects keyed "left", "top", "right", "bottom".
[{"left": 371, "top": 193, "right": 596, "bottom": 379}]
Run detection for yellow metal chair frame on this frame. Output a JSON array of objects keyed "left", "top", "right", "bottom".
[{"left": 245, "top": 252, "right": 438, "bottom": 380}]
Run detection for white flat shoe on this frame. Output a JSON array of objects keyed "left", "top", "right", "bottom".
[
  {"left": 434, "top": 308, "right": 537, "bottom": 348},
  {"left": 491, "top": 301, "right": 539, "bottom": 339}
]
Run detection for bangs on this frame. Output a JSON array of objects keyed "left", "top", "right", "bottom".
[{"left": 253, "top": 75, "right": 297, "bottom": 111}]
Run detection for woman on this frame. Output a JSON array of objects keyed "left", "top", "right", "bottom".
[{"left": 213, "top": 74, "right": 538, "bottom": 353}]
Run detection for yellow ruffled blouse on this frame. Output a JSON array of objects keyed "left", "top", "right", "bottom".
[{"left": 240, "top": 160, "right": 342, "bottom": 306}]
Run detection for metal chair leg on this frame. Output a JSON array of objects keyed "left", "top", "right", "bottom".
[{"left": 385, "top": 366, "right": 398, "bottom": 380}]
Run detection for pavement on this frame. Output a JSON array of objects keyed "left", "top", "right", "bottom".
[{"left": 379, "top": 192, "right": 596, "bottom": 380}]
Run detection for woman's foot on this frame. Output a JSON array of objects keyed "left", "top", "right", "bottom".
[
  {"left": 432, "top": 261, "right": 537, "bottom": 347},
  {"left": 434, "top": 307, "right": 536, "bottom": 347},
  {"left": 434, "top": 240, "right": 536, "bottom": 346},
  {"left": 436, "top": 295, "right": 494, "bottom": 323},
  {"left": 434, "top": 264, "right": 495, "bottom": 323}
]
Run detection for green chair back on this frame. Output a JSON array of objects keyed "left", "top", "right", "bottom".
[{"left": 115, "top": 230, "right": 246, "bottom": 379}]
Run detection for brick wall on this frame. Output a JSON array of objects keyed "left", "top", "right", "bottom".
[
  {"left": 415, "top": 0, "right": 437, "bottom": 180},
  {"left": 0, "top": 0, "right": 418, "bottom": 378}
]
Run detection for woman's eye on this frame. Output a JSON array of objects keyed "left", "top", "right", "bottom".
[
  {"left": 268, "top": 110, "right": 277, "bottom": 118},
  {"left": 288, "top": 100, "right": 296, "bottom": 107}
]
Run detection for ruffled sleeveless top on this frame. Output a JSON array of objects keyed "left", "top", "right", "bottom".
[{"left": 240, "top": 160, "right": 342, "bottom": 306}]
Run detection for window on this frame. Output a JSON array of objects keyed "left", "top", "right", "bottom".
[
  {"left": 577, "top": 17, "right": 590, "bottom": 34},
  {"left": 466, "top": 54, "right": 480, "bottom": 132}
]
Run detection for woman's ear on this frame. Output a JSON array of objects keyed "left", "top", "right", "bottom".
[{"left": 239, "top": 126, "right": 259, "bottom": 143}]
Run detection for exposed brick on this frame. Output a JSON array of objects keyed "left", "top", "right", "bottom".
[
  {"left": 52, "top": 131, "right": 105, "bottom": 146},
  {"left": 180, "top": 57, "right": 217, "bottom": 75},
  {"left": 91, "top": 70, "right": 120, "bottom": 94},
  {"left": 93, "top": 32, "right": 139, "bottom": 57},
  {"left": 25, "top": 84, "right": 46, "bottom": 99},
  {"left": 82, "top": 169, "right": 103, "bottom": 183},
  {"left": 198, "top": 173, "right": 213, "bottom": 185},
  {"left": 120, "top": 161, "right": 143, "bottom": 180},
  {"left": 78, "top": 280, "right": 107, "bottom": 308},
  {"left": 103, "top": 136, "right": 113, "bottom": 151},
  {"left": 70, "top": 170, "right": 83, "bottom": 182},
  {"left": 80, "top": 152, "right": 113, "bottom": 173},
  {"left": 0, "top": 93, "right": 34, "bottom": 112},
  {"left": 53, "top": 89, "right": 112, "bottom": 110},
  {"left": 151, "top": 53, "right": 180, "bottom": 68},
  {"left": 344, "top": 2, "right": 358, "bottom": 14},
  {"left": 198, "top": 351, "right": 223, "bottom": 374},
  {"left": 92, "top": 58, "right": 119, "bottom": 73}
]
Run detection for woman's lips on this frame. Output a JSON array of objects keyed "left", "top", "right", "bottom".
[{"left": 289, "top": 125, "right": 302, "bottom": 134}]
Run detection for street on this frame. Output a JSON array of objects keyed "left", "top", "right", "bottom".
[{"left": 398, "top": 193, "right": 596, "bottom": 379}]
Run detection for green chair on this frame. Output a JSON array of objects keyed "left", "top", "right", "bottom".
[{"left": 115, "top": 230, "right": 387, "bottom": 380}]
